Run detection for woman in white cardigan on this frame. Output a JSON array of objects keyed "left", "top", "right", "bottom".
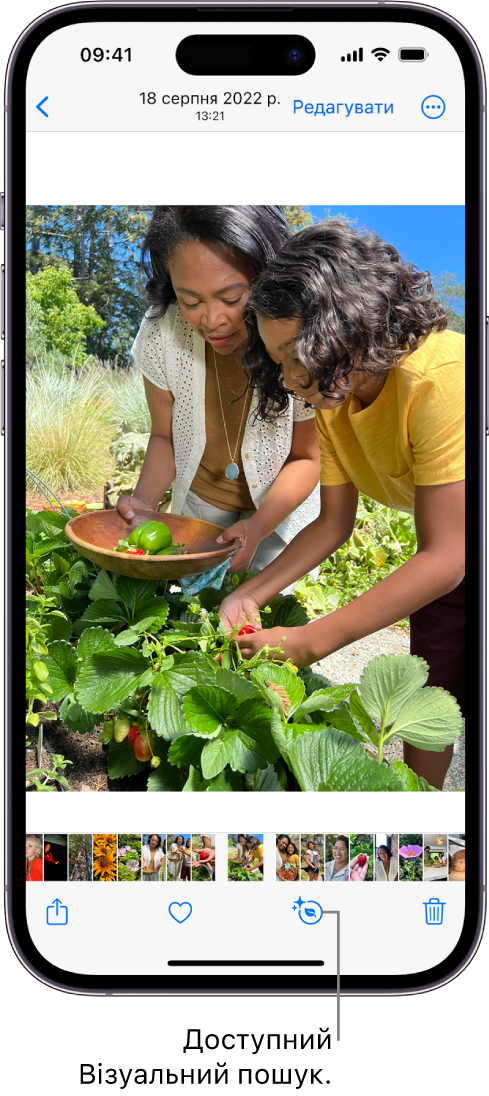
[{"left": 118, "top": 207, "right": 320, "bottom": 574}]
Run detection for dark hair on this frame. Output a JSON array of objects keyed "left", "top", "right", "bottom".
[
  {"left": 334, "top": 836, "right": 349, "bottom": 848},
  {"left": 377, "top": 844, "right": 393, "bottom": 860},
  {"left": 186, "top": 838, "right": 191, "bottom": 848},
  {"left": 286, "top": 841, "right": 298, "bottom": 855},
  {"left": 248, "top": 836, "right": 261, "bottom": 850},
  {"left": 143, "top": 206, "right": 291, "bottom": 317},
  {"left": 147, "top": 834, "right": 161, "bottom": 849},
  {"left": 276, "top": 834, "right": 291, "bottom": 846},
  {"left": 243, "top": 219, "right": 447, "bottom": 421},
  {"left": 176, "top": 835, "right": 185, "bottom": 845}
]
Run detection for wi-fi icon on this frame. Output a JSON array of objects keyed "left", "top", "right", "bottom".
[{"left": 371, "top": 47, "right": 390, "bottom": 61}]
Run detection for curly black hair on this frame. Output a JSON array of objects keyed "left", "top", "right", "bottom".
[
  {"left": 243, "top": 220, "right": 447, "bottom": 421},
  {"left": 143, "top": 206, "right": 291, "bottom": 317}
]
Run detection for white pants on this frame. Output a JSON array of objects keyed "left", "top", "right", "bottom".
[{"left": 182, "top": 489, "right": 319, "bottom": 595}]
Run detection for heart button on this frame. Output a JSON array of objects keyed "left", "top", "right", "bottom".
[{"left": 168, "top": 901, "right": 192, "bottom": 923}]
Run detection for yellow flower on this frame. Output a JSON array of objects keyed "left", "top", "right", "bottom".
[{"left": 93, "top": 835, "right": 117, "bottom": 881}]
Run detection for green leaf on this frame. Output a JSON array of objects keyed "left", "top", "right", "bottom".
[
  {"left": 88, "top": 570, "right": 120, "bottom": 602},
  {"left": 294, "top": 684, "right": 355, "bottom": 720},
  {"left": 390, "top": 759, "right": 440, "bottom": 792},
  {"left": 201, "top": 732, "right": 235, "bottom": 779},
  {"left": 43, "top": 640, "right": 78, "bottom": 702},
  {"left": 215, "top": 668, "right": 261, "bottom": 701},
  {"left": 147, "top": 751, "right": 187, "bottom": 791},
  {"left": 300, "top": 668, "right": 333, "bottom": 695},
  {"left": 168, "top": 734, "right": 203, "bottom": 768},
  {"left": 387, "top": 686, "right": 463, "bottom": 751},
  {"left": 116, "top": 576, "right": 159, "bottom": 612},
  {"left": 233, "top": 697, "right": 279, "bottom": 763},
  {"left": 182, "top": 765, "right": 209, "bottom": 791},
  {"left": 33, "top": 660, "right": 49, "bottom": 682},
  {"left": 148, "top": 672, "right": 190, "bottom": 741},
  {"left": 44, "top": 614, "right": 72, "bottom": 642},
  {"left": 349, "top": 690, "right": 379, "bottom": 746},
  {"left": 77, "top": 649, "right": 150, "bottom": 712},
  {"left": 254, "top": 764, "right": 282, "bottom": 791},
  {"left": 272, "top": 595, "right": 309, "bottom": 628},
  {"left": 107, "top": 736, "right": 147, "bottom": 779},
  {"left": 270, "top": 709, "right": 290, "bottom": 757},
  {"left": 164, "top": 652, "right": 211, "bottom": 694},
  {"left": 251, "top": 663, "right": 305, "bottom": 716},
  {"left": 182, "top": 686, "right": 237, "bottom": 738},
  {"left": 359, "top": 653, "right": 428, "bottom": 727},
  {"left": 114, "top": 630, "right": 140, "bottom": 647},
  {"left": 77, "top": 626, "right": 116, "bottom": 659},
  {"left": 81, "top": 600, "right": 127, "bottom": 625},
  {"left": 131, "top": 597, "right": 169, "bottom": 632},
  {"left": 206, "top": 769, "right": 243, "bottom": 791},
  {"left": 59, "top": 698, "right": 98, "bottom": 735},
  {"left": 287, "top": 726, "right": 405, "bottom": 791},
  {"left": 323, "top": 705, "right": 368, "bottom": 742},
  {"left": 228, "top": 730, "right": 267, "bottom": 774}
]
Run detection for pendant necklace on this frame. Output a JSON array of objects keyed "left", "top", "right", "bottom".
[{"left": 213, "top": 347, "right": 249, "bottom": 480}]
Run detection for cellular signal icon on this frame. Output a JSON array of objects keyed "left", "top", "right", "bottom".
[
  {"left": 371, "top": 47, "right": 390, "bottom": 61},
  {"left": 341, "top": 48, "right": 363, "bottom": 62}
]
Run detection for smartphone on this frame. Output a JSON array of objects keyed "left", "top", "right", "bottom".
[{"left": 6, "top": 3, "right": 484, "bottom": 997}]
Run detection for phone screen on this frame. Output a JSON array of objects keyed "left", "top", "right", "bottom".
[{"left": 9, "top": 5, "right": 482, "bottom": 995}]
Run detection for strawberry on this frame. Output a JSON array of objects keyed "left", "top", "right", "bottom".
[
  {"left": 133, "top": 734, "right": 152, "bottom": 762},
  {"left": 113, "top": 716, "right": 131, "bottom": 742},
  {"left": 128, "top": 726, "right": 139, "bottom": 746},
  {"left": 199, "top": 850, "right": 211, "bottom": 860},
  {"left": 238, "top": 624, "right": 257, "bottom": 636},
  {"left": 214, "top": 653, "right": 222, "bottom": 665},
  {"left": 128, "top": 547, "right": 145, "bottom": 556},
  {"left": 357, "top": 854, "right": 367, "bottom": 867},
  {"left": 150, "top": 756, "right": 160, "bottom": 769}
]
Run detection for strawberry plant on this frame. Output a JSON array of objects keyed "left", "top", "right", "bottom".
[{"left": 26, "top": 508, "right": 464, "bottom": 793}]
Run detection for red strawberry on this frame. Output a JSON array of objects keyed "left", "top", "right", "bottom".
[
  {"left": 199, "top": 850, "right": 211, "bottom": 860},
  {"left": 357, "top": 854, "right": 367, "bottom": 867},
  {"left": 214, "top": 653, "right": 222, "bottom": 665},
  {"left": 128, "top": 547, "right": 145, "bottom": 556},
  {"left": 128, "top": 726, "right": 139, "bottom": 746},
  {"left": 238, "top": 624, "right": 257, "bottom": 636},
  {"left": 133, "top": 734, "right": 152, "bottom": 762}
]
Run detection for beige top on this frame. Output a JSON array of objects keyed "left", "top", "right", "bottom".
[
  {"left": 190, "top": 343, "right": 254, "bottom": 511},
  {"left": 376, "top": 857, "right": 398, "bottom": 881}
]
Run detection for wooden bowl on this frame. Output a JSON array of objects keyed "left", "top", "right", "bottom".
[{"left": 65, "top": 509, "right": 239, "bottom": 579}]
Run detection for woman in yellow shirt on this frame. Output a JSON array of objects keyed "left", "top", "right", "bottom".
[
  {"left": 220, "top": 221, "right": 465, "bottom": 789},
  {"left": 243, "top": 836, "right": 264, "bottom": 874}
]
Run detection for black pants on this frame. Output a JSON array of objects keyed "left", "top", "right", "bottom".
[{"left": 409, "top": 578, "right": 465, "bottom": 716}]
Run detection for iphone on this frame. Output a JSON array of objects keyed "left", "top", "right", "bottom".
[{"left": 5, "top": 3, "right": 484, "bottom": 995}]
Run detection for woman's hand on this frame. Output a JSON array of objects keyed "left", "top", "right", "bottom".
[
  {"left": 235, "top": 624, "right": 311, "bottom": 668},
  {"left": 216, "top": 519, "right": 262, "bottom": 572},
  {"left": 349, "top": 854, "right": 369, "bottom": 882},
  {"left": 219, "top": 590, "right": 262, "bottom": 634},
  {"left": 117, "top": 494, "right": 153, "bottom": 523}
]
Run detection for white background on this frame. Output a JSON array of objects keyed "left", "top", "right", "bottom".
[{"left": 2, "top": 3, "right": 486, "bottom": 1094}]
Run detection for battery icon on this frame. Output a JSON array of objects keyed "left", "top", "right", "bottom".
[{"left": 399, "top": 48, "right": 428, "bottom": 61}]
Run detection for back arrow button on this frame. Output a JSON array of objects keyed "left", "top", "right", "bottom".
[{"left": 36, "top": 96, "right": 49, "bottom": 117}]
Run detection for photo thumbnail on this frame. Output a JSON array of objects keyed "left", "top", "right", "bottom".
[
  {"left": 448, "top": 834, "right": 465, "bottom": 881},
  {"left": 301, "top": 835, "right": 324, "bottom": 881},
  {"left": 192, "top": 835, "right": 216, "bottom": 881},
  {"left": 324, "top": 835, "right": 349, "bottom": 881},
  {"left": 43, "top": 834, "right": 68, "bottom": 882},
  {"left": 374, "top": 835, "right": 399, "bottom": 882},
  {"left": 142, "top": 835, "right": 166, "bottom": 881},
  {"left": 167, "top": 835, "right": 192, "bottom": 882},
  {"left": 276, "top": 833, "right": 300, "bottom": 881},
  {"left": 69, "top": 834, "right": 93, "bottom": 881},
  {"left": 228, "top": 835, "right": 264, "bottom": 880},
  {"left": 25, "top": 204, "right": 464, "bottom": 797},
  {"left": 423, "top": 834, "right": 448, "bottom": 882},
  {"left": 399, "top": 835, "right": 423, "bottom": 881}
]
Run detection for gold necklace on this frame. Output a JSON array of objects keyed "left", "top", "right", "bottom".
[{"left": 212, "top": 347, "right": 249, "bottom": 480}]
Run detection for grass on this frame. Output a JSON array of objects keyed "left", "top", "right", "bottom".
[{"left": 26, "top": 357, "right": 151, "bottom": 498}]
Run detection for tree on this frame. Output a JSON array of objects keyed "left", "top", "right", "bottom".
[
  {"left": 433, "top": 271, "right": 465, "bottom": 333},
  {"left": 26, "top": 265, "right": 104, "bottom": 363},
  {"left": 26, "top": 206, "right": 152, "bottom": 363}
]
